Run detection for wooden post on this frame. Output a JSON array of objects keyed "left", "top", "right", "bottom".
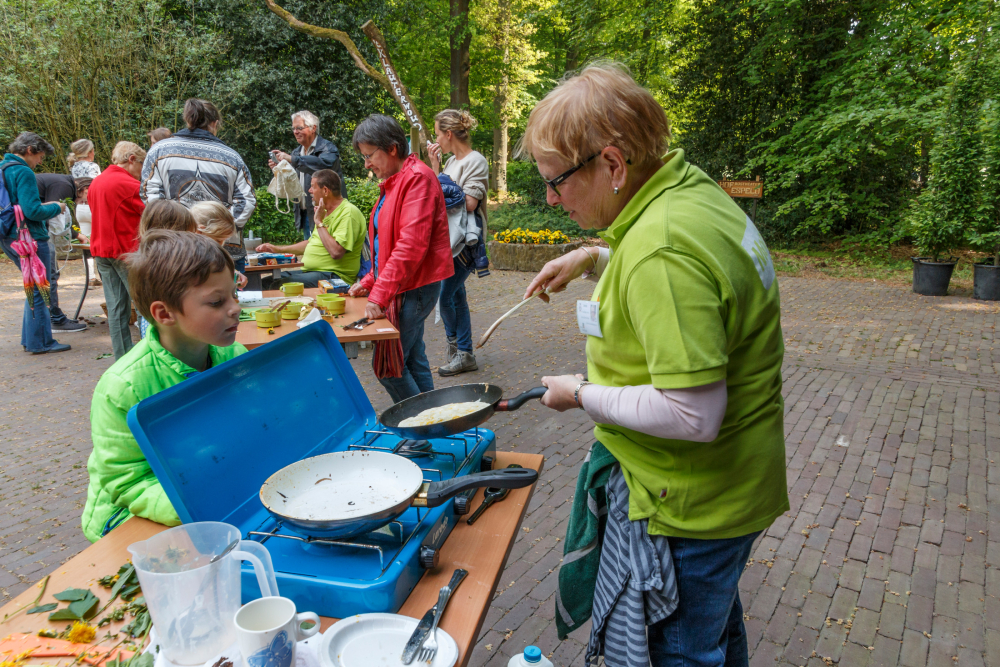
[{"left": 361, "top": 21, "right": 430, "bottom": 156}]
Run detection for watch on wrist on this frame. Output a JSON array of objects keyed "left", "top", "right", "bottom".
[{"left": 574, "top": 381, "right": 592, "bottom": 409}]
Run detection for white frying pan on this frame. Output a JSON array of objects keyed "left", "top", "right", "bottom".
[{"left": 259, "top": 451, "right": 537, "bottom": 538}]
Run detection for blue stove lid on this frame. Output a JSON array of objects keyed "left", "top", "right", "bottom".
[{"left": 127, "top": 324, "right": 378, "bottom": 526}]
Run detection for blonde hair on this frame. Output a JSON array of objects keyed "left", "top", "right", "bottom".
[
  {"left": 518, "top": 62, "right": 671, "bottom": 168},
  {"left": 139, "top": 199, "right": 197, "bottom": 238},
  {"left": 110, "top": 141, "right": 147, "bottom": 166},
  {"left": 434, "top": 109, "right": 477, "bottom": 143},
  {"left": 67, "top": 138, "right": 95, "bottom": 167},
  {"left": 190, "top": 201, "right": 236, "bottom": 245}
]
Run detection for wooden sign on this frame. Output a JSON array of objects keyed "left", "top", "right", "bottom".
[{"left": 718, "top": 180, "right": 763, "bottom": 199}]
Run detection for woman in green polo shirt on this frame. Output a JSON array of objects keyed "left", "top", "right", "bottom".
[{"left": 521, "top": 64, "right": 788, "bottom": 666}]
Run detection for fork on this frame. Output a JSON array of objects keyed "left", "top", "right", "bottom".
[{"left": 417, "top": 585, "right": 451, "bottom": 663}]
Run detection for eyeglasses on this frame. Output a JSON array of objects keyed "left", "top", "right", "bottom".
[
  {"left": 359, "top": 147, "right": 382, "bottom": 162},
  {"left": 542, "top": 153, "right": 599, "bottom": 196},
  {"left": 292, "top": 126, "right": 308, "bottom": 133}
]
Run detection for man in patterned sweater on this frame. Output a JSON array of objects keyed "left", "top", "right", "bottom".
[{"left": 140, "top": 99, "right": 256, "bottom": 261}]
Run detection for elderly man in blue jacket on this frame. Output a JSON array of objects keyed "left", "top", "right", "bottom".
[{"left": 269, "top": 110, "right": 348, "bottom": 239}]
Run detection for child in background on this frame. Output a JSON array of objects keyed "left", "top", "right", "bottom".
[
  {"left": 138, "top": 199, "right": 197, "bottom": 236},
  {"left": 82, "top": 230, "right": 246, "bottom": 542},
  {"left": 135, "top": 200, "right": 198, "bottom": 339},
  {"left": 191, "top": 201, "right": 248, "bottom": 289}
]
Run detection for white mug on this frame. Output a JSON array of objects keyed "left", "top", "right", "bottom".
[{"left": 234, "top": 597, "right": 319, "bottom": 667}]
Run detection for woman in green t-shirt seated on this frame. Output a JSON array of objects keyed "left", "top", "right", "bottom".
[
  {"left": 257, "top": 169, "right": 367, "bottom": 286},
  {"left": 522, "top": 64, "right": 789, "bottom": 667}
]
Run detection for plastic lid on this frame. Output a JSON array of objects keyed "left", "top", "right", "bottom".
[{"left": 523, "top": 646, "right": 542, "bottom": 663}]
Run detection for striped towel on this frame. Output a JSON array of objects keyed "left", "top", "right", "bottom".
[{"left": 586, "top": 465, "right": 679, "bottom": 667}]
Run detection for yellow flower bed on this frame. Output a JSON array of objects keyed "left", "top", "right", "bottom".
[{"left": 493, "top": 228, "right": 572, "bottom": 245}]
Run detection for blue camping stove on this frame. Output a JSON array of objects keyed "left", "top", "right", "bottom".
[{"left": 127, "top": 325, "right": 497, "bottom": 618}]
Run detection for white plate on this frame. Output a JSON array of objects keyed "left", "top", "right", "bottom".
[{"left": 319, "top": 613, "right": 458, "bottom": 667}]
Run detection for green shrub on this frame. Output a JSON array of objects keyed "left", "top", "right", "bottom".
[
  {"left": 505, "top": 160, "right": 548, "bottom": 207},
  {"left": 346, "top": 176, "right": 380, "bottom": 221},
  {"left": 491, "top": 203, "right": 595, "bottom": 238},
  {"left": 246, "top": 188, "right": 299, "bottom": 245}
]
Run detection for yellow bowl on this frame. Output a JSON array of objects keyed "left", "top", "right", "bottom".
[
  {"left": 280, "top": 282, "right": 304, "bottom": 296},
  {"left": 316, "top": 294, "right": 345, "bottom": 315},
  {"left": 255, "top": 310, "right": 281, "bottom": 328},
  {"left": 280, "top": 302, "right": 303, "bottom": 319}
]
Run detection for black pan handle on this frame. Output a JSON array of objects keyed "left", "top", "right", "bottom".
[
  {"left": 496, "top": 386, "right": 547, "bottom": 412},
  {"left": 423, "top": 468, "right": 538, "bottom": 507}
]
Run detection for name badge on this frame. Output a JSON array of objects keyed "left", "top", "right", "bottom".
[{"left": 577, "top": 300, "right": 603, "bottom": 338}]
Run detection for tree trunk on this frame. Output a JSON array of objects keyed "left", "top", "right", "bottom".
[
  {"left": 449, "top": 0, "right": 470, "bottom": 108},
  {"left": 493, "top": 85, "right": 508, "bottom": 194}
]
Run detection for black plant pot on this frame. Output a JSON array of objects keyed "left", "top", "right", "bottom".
[
  {"left": 973, "top": 261, "right": 1000, "bottom": 301},
  {"left": 911, "top": 257, "right": 956, "bottom": 296}
]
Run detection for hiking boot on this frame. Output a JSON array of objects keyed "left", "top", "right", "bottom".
[
  {"left": 445, "top": 337, "right": 458, "bottom": 362},
  {"left": 438, "top": 350, "right": 478, "bottom": 376},
  {"left": 52, "top": 318, "right": 87, "bottom": 333},
  {"left": 89, "top": 278, "right": 102, "bottom": 287}
]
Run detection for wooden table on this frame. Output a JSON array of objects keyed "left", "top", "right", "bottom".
[
  {"left": 0, "top": 452, "right": 544, "bottom": 667},
  {"left": 243, "top": 262, "right": 304, "bottom": 290},
  {"left": 235, "top": 288, "right": 399, "bottom": 350}
]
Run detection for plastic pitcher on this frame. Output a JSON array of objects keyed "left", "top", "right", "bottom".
[
  {"left": 128, "top": 522, "right": 278, "bottom": 665},
  {"left": 508, "top": 646, "right": 553, "bottom": 667}
]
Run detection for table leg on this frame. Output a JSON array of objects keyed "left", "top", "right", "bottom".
[
  {"left": 73, "top": 252, "right": 89, "bottom": 320},
  {"left": 245, "top": 271, "right": 263, "bottom": 291}
]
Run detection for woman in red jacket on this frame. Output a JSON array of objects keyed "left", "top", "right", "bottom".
[
  {"left": 89, "top": 141, "right": 146, "bottom": 360},
  {"left": 348, "top": 115, "right": 453, "bottom": 402}
]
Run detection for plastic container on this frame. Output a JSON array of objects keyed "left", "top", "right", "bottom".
[
  {"left": 76, "top": 204, "right": 92, "bottom": 237},
  {"left": 973, "top": 261, "right": 1000, "bottom": 301},
  {"left": 316, "top": 294, "right": 345, "bottom": 316},
  {"left": 507, "top": 645, "right": 553, "bottom": 667},
  {"left": 911, "top": 257, "right": 955, "bottom": 296},
  {"left": 280, "top": 282, "right": 304, "bottom": 296},
  {"left": 255, "top": 310, "right": 281, "bottom": 328},
  {"left": 281, "top": 302, "right": 304, "bottom": 319},
  {"left": 127, "top": 522, "right": 278, "bottom": 665}
]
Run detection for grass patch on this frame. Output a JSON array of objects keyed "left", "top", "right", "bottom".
[{"left": 772, "top": 241, "right": 991, "bottom": 293}]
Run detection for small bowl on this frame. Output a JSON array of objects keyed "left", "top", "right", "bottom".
[
  {"left": 316, "top": 294, "right": 345, "bottom": 316},
  {"left": 280, "top": 282, "right": 304, "bottom": 296},
  {"left": 281, "top": 302, "right": 303, "bottom": 319},
  {"left": 255, "top": 310, "right": 281, "bottom": 328}
]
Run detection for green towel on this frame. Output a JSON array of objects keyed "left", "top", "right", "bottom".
[{"left": 555, "top": 440, "right": 617, "bottom": 639}]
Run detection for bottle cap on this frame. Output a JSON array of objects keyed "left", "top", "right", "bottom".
[{"left": 523, "top": 646, "right": 541, "bottom": 663}]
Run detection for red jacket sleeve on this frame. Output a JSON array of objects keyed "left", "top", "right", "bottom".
[{"left": 368, "top": 169, "right": 437, "bottom": 307}]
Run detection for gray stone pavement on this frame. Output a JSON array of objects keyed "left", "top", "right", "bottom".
[{"left": 1, "top": 255, "right": 998, "bottom": 667}]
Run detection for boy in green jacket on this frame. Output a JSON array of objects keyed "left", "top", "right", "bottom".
[{"left": 82, "top": 230, "right": 247, "bottom": 542}]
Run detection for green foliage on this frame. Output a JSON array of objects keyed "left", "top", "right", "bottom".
[
  {"left": 505, "top": 161, "right": 548, "bottom": 207},
  {"left": 907, "top": 15, "right": 992, "bottom": 261},
  {"left": 246, "top": 189, "right": 300, "bottom": 245},
  {"left": 0, "top": 0, "right": 223, "bottom": 167},
  {"left": 493, "top": 160, "right": 594, "bottom": 237},
  {"left": 170, "top": 0, "right": 395, "bottom": 188},
  {"left": 346, "top": 177, "right": 381, "bottom": 221}
]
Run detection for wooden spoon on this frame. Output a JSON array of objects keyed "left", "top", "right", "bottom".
[{"left": 476, "top": 290, "right": 548, "bottom": 349}]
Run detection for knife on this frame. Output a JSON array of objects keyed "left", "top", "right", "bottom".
[{"left": 401, "top": 568, "right": 468, "bottom": 664}]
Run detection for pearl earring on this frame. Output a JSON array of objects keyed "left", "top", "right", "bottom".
[{"left": 613, "top": 187, "right": 619, "bottom": 195}]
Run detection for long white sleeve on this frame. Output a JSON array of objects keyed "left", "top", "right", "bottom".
[
  {"left": 585, "top": 246, "right": 611, "bottom": 282},
  {"left": 579, "top": 380, "right": 727, "bottom": 442}
]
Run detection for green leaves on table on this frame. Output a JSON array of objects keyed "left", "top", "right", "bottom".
[
  {"left": 48, "top": 587, "right": 100, "bottom": 621},
  {"left": 26, "top": 603, "right": 58, "bottom": 614}
]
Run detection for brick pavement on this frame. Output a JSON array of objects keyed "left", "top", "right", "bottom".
[{"left": 1, "top": 255, "right": 998, "bottom": 667}]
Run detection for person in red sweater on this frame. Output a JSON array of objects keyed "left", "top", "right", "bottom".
[
  {"left": 89, "top": 141, "right": 146, "bottom": 360},
  {"left": 348, "top": 115, "right": 454, "bottom": 402}
]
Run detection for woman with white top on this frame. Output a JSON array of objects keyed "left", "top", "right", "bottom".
[
  {"left": 67, "top": 139, "right": 102, "bottom": 179},
  {"left": 427, "top": 109, "right": 488, "bottom": 376}
]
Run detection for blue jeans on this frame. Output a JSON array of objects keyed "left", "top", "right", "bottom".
[
  {"left": 377, "top": 281, "right": 441, "bottom": 403},
  {"left": 647, "top": 531, "right": 760, "bottom": 667},
  {"left": 439, "top": 256, "right": 473, "bottom": 352},
  {"left": 0, "top": 237, "right": 58, "bottom": 352}
]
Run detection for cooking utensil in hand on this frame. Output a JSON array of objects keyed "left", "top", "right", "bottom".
[
  {"left": 379, "top": 383, "right": 547, "bottom": 440},
  {"left": 259, "top": 451, "right": 537, "bottom": 538},
  {"left": 476, "top": 289, "right": 548, "bottom": 349},
  {"left": 467, "top": 465, "right": 521, "bottom": 525},
  {"left": 268, "top": 299, "right": 291, "bottom": 313},
  {"left": 401, "top": 569, "right": 467, "bottom": 665}
]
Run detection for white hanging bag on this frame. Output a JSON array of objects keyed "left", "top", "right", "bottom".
[{"left": 266, "top": 159, "right": 304, "bottom": 214}]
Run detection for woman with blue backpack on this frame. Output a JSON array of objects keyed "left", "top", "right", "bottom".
[
  {"left": 427, "top": 109, "right": 489, "bottom": 377},
  {"left": 0, "top": 132, "right": 72, "bottom": 354}
]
